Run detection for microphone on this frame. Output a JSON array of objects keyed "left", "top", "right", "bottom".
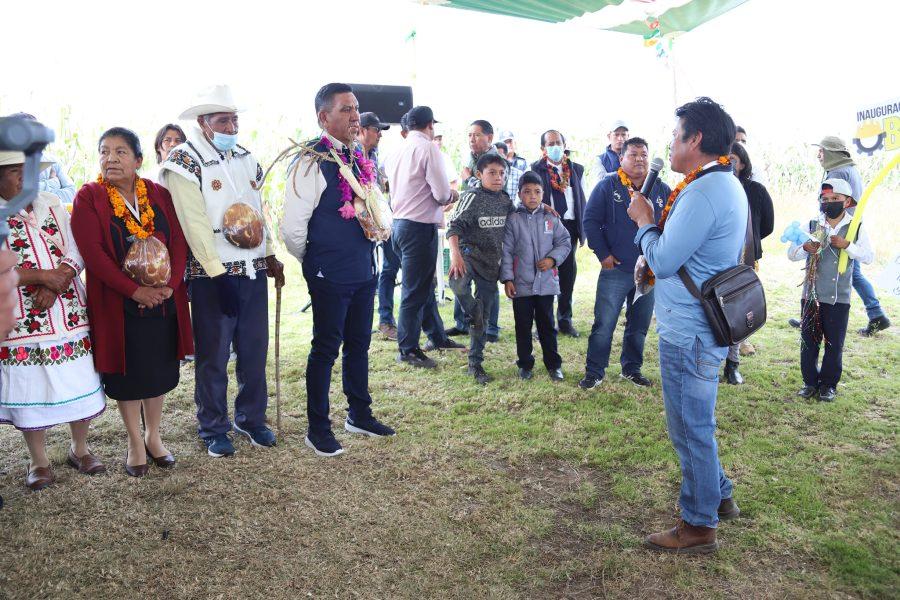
[{"left": 640, "top": 157, "right": 664, "bottom": 197}]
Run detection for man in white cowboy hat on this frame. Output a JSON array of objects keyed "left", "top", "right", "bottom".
[{"left": 160, "top": 84, "right": 285, "bottom": 458}]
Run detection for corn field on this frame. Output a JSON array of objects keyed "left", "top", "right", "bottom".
[{"left": 17, "top": 108, "right": 900, "bottom": 259}]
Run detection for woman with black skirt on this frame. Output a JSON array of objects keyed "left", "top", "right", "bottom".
[{"left": 72, "top": 127, "right": 193, "bottom": 477}]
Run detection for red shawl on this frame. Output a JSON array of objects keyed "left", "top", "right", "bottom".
[{"left": 70, "top": 179, "right": 193, "bottom": 374}]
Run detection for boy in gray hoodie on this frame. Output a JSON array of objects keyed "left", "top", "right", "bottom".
[{"left": 501, "top": 171, "right": 572, "bottom": 381}]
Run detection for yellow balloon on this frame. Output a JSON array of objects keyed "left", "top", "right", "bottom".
[{"left": 838, "top": 152, "right": 900, "bottom": 273}]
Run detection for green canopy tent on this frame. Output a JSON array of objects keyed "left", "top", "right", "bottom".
[
  {"left": 417, "top": 0, "right": 748, "bottom": 107},
  {"left": 420, "top": 0, "right": 747, "bottom": 34}
]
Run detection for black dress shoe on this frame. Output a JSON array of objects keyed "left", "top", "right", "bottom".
[
  {"left": 518, "top": 367, "right": 533, "bottom": 380},
  {"left": 621, "top": 372, "right": 651, "bottom": 387},
  {"left": 485, "top": 333, "right": 499, "bottom": 343},
  {"left": 858, "top": 315, "right": 891, "bottom": 336},
  {"left": 548, "top": 368, "right": 564, "bottom": 382},
  {"left": 788, "top": 318, "right": 801, "bottom": 328},
  {"left": 558, "top": 323, "right": 580, "bottom": 338},
  {"left": 445, "top": 326, "right": 467, "bottom": 337},
  {"left": 396, "top": 349, "right": 437, "bottom": 369},
  {"left": 124, "top": 451, "right": 149, "bottom": 478},
  {"left": 818, "top": 386, "right": 836, "bottom": 402},
  {"left": 145, "top": 445, "right": 176, "bottom": 468},
  {"left": 718, "top": 497, "right": 740, "bottom": 520},
  {"left": 797, "top": 385, "right": 818, "bottom": 399},
  {"left": 423, "top": 338, "right": 465, "bottom": 351},
  {"left": 468, "top": 364, "right": 493, "bottom": 385},
  {"left": 724, "top": 359, "right": 744, "bottom": 385}
]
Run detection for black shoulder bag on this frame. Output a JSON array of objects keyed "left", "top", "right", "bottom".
[
  {"left": 678, "top": 264, "right": 766, "bottom": 347},
  {"left": 674, "top": 165, "right": 766, "bottom": 346}
]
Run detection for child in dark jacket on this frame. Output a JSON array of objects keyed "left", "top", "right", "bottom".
[
  {"left": 500, "top": 171, "right": 571, "bottom": 380},
  {"left": 447, "top": 153, "right": 514, "bottom": 384}
]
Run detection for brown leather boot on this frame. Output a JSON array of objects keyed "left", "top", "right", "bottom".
[{"left": 644, "top": 519, "right": 719, "bottom": 554}]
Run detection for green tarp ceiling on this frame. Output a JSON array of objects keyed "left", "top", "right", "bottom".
[{"left": 423, "top": 0, "right": 748, "bottom": 34}]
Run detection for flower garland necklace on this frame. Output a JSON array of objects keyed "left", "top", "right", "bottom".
[
  {"left": 656, "top": 156, "right": 730, "bottom": 231},
  {"left": 98, "top": 175, "right": 155, "bottom": 239},
  {"left": 641, "top": 156, "right": 730, "bottom": 287},
  {"left": 546, "top": 156, "right": 571, "bottom": 191},
  {"left": 320, "top": 135, "right": 377, "bottom": 220},
  {"left": 617, "top": 167, "right": 635, "bottom": 190}
]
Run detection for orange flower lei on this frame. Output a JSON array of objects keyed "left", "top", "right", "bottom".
[
  {"left": 546, "top": 156, "right": 571, "bottom": 191},
  {"left": 98, "top": 175, "right": 155, "bottom": 239},
  {"left": 643, "top": 156, "right": 730, "bottom": 286},
  {"left": 617, "top": 167, "right": 634, "bottom": 189},
  {"left": 656, "top": 156, "right": 730, "bottom": 231}
]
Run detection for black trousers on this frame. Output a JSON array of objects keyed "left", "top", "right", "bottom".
[
  {"left": 800, "top": 300, "right": 850, "bottom": 388},
  {"left": 513, "top": 295, "right": 561, "bottom": 371},
  {"left": 556, "top": 219, "right": 579, "bottom": 327}
]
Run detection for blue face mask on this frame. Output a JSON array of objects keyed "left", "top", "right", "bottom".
[
  {"left": 546, "top": 145, "right": 564, "bottom": 162},
  {"left": 211, "top": 132, "right": 238, "bottom": 152}
]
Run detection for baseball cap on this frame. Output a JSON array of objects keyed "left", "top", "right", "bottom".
[
  {"left": 813, "top": 136, "right": 849, "bottom": 153},
  {"left": 821, "top": 178, "right": 853, "bottom": 199},
  {"left": 498, "top": 130, "right": 514, "bottom": 142},
  {"left": 406, "top": 105, "right": 438, "bottom": 128},
  {"left": 359, "top": 112, "right": 390, "bottom": 130},
  {"left": 609, "top": 119, "right": 629, "bottom": 132}
]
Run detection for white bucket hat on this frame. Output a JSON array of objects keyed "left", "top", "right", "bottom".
[
  {"left": 0, "top": 150, "right": 53, "bottom": 172},
  {"left": 179, "top": 84, "right": 243, "bottom": 120}
]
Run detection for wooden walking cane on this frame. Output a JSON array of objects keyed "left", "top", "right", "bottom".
[{"left": 275, "top": 284, "right": 282, "bottom": 435}]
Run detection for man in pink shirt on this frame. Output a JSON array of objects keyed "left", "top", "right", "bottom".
[{"left": 387, "top": 106, "right": 462, "bottom": 368}]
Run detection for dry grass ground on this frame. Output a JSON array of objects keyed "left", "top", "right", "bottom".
[{"left": 0, "top": 191, "right": 897, "bottom": 599}]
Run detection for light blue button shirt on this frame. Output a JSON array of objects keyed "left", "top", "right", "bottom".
[
  {"left": 635, "top": 169, "right": 748, "bottom": 349},
  {"left": 39, "top": 160, "right": 76, "bottom": 205}
]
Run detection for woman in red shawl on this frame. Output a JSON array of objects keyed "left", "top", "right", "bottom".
[{"left": 71, "top": 127, "right": 193, "bottom": 477}]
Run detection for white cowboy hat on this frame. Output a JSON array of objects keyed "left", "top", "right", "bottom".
[
  {"left": 0, "top": 150, "right": 53, "bottom": 172},
  {"left": 178, "top": 84, "right": 244, "bottom": 120}
]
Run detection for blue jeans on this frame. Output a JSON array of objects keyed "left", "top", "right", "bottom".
[
  {"left": 377, "top": 240, "right": 401, "bottom": 326},
  {"left": 585, "top": 267, "right": 654, "bottom": 379},
  {"left": 454, "top": 288, "right": 500, "bottom": 336},
  {"left": 392, "top": 219, "right": 449, "bottom": 354},
  {"left": 448, "top": 265, "right": 497, "bottom": 366},
  {"left": 852, "top": 260, "right": 884, "bottom": 320},
  {"left": 305, "top": 275, "right": 376, "bottom": 436},
  {"left": 658, "top": 337, "right": 733, "bottom": 528}
]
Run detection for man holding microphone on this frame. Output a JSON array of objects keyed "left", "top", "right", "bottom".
[{"left": 626, "top": 98, "right": 746, "bottom": 554}]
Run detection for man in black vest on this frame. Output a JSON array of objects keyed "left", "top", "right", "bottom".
[
  {"left": 281, "top": 83, "right": 396, "bottom": 457},
  {"left": 530, "top": 130, "right": 587, "bottom": 337}
]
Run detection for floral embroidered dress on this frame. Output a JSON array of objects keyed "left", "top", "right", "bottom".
[{"left": 0, "top": 191, "right": 105, "bottom": 430}]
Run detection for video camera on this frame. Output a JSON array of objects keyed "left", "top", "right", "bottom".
[{"left": 0, "top": 116, "right": 55, "bottom": 242}]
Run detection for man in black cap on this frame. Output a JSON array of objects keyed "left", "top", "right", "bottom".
[
  {"left": 357, "top": 112, "right": 389, "bottom": 192},
  {"left": 387, "top": 106, "right": 463, "bottom": 368}
]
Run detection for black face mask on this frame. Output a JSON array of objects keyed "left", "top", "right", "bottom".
[{"left": 820, "top": 201, "right": 844, "bottom": 219}]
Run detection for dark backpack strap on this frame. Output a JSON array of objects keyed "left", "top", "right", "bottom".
[{"left": 678, "top": 266, "right": 702, "bottom": 300}]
